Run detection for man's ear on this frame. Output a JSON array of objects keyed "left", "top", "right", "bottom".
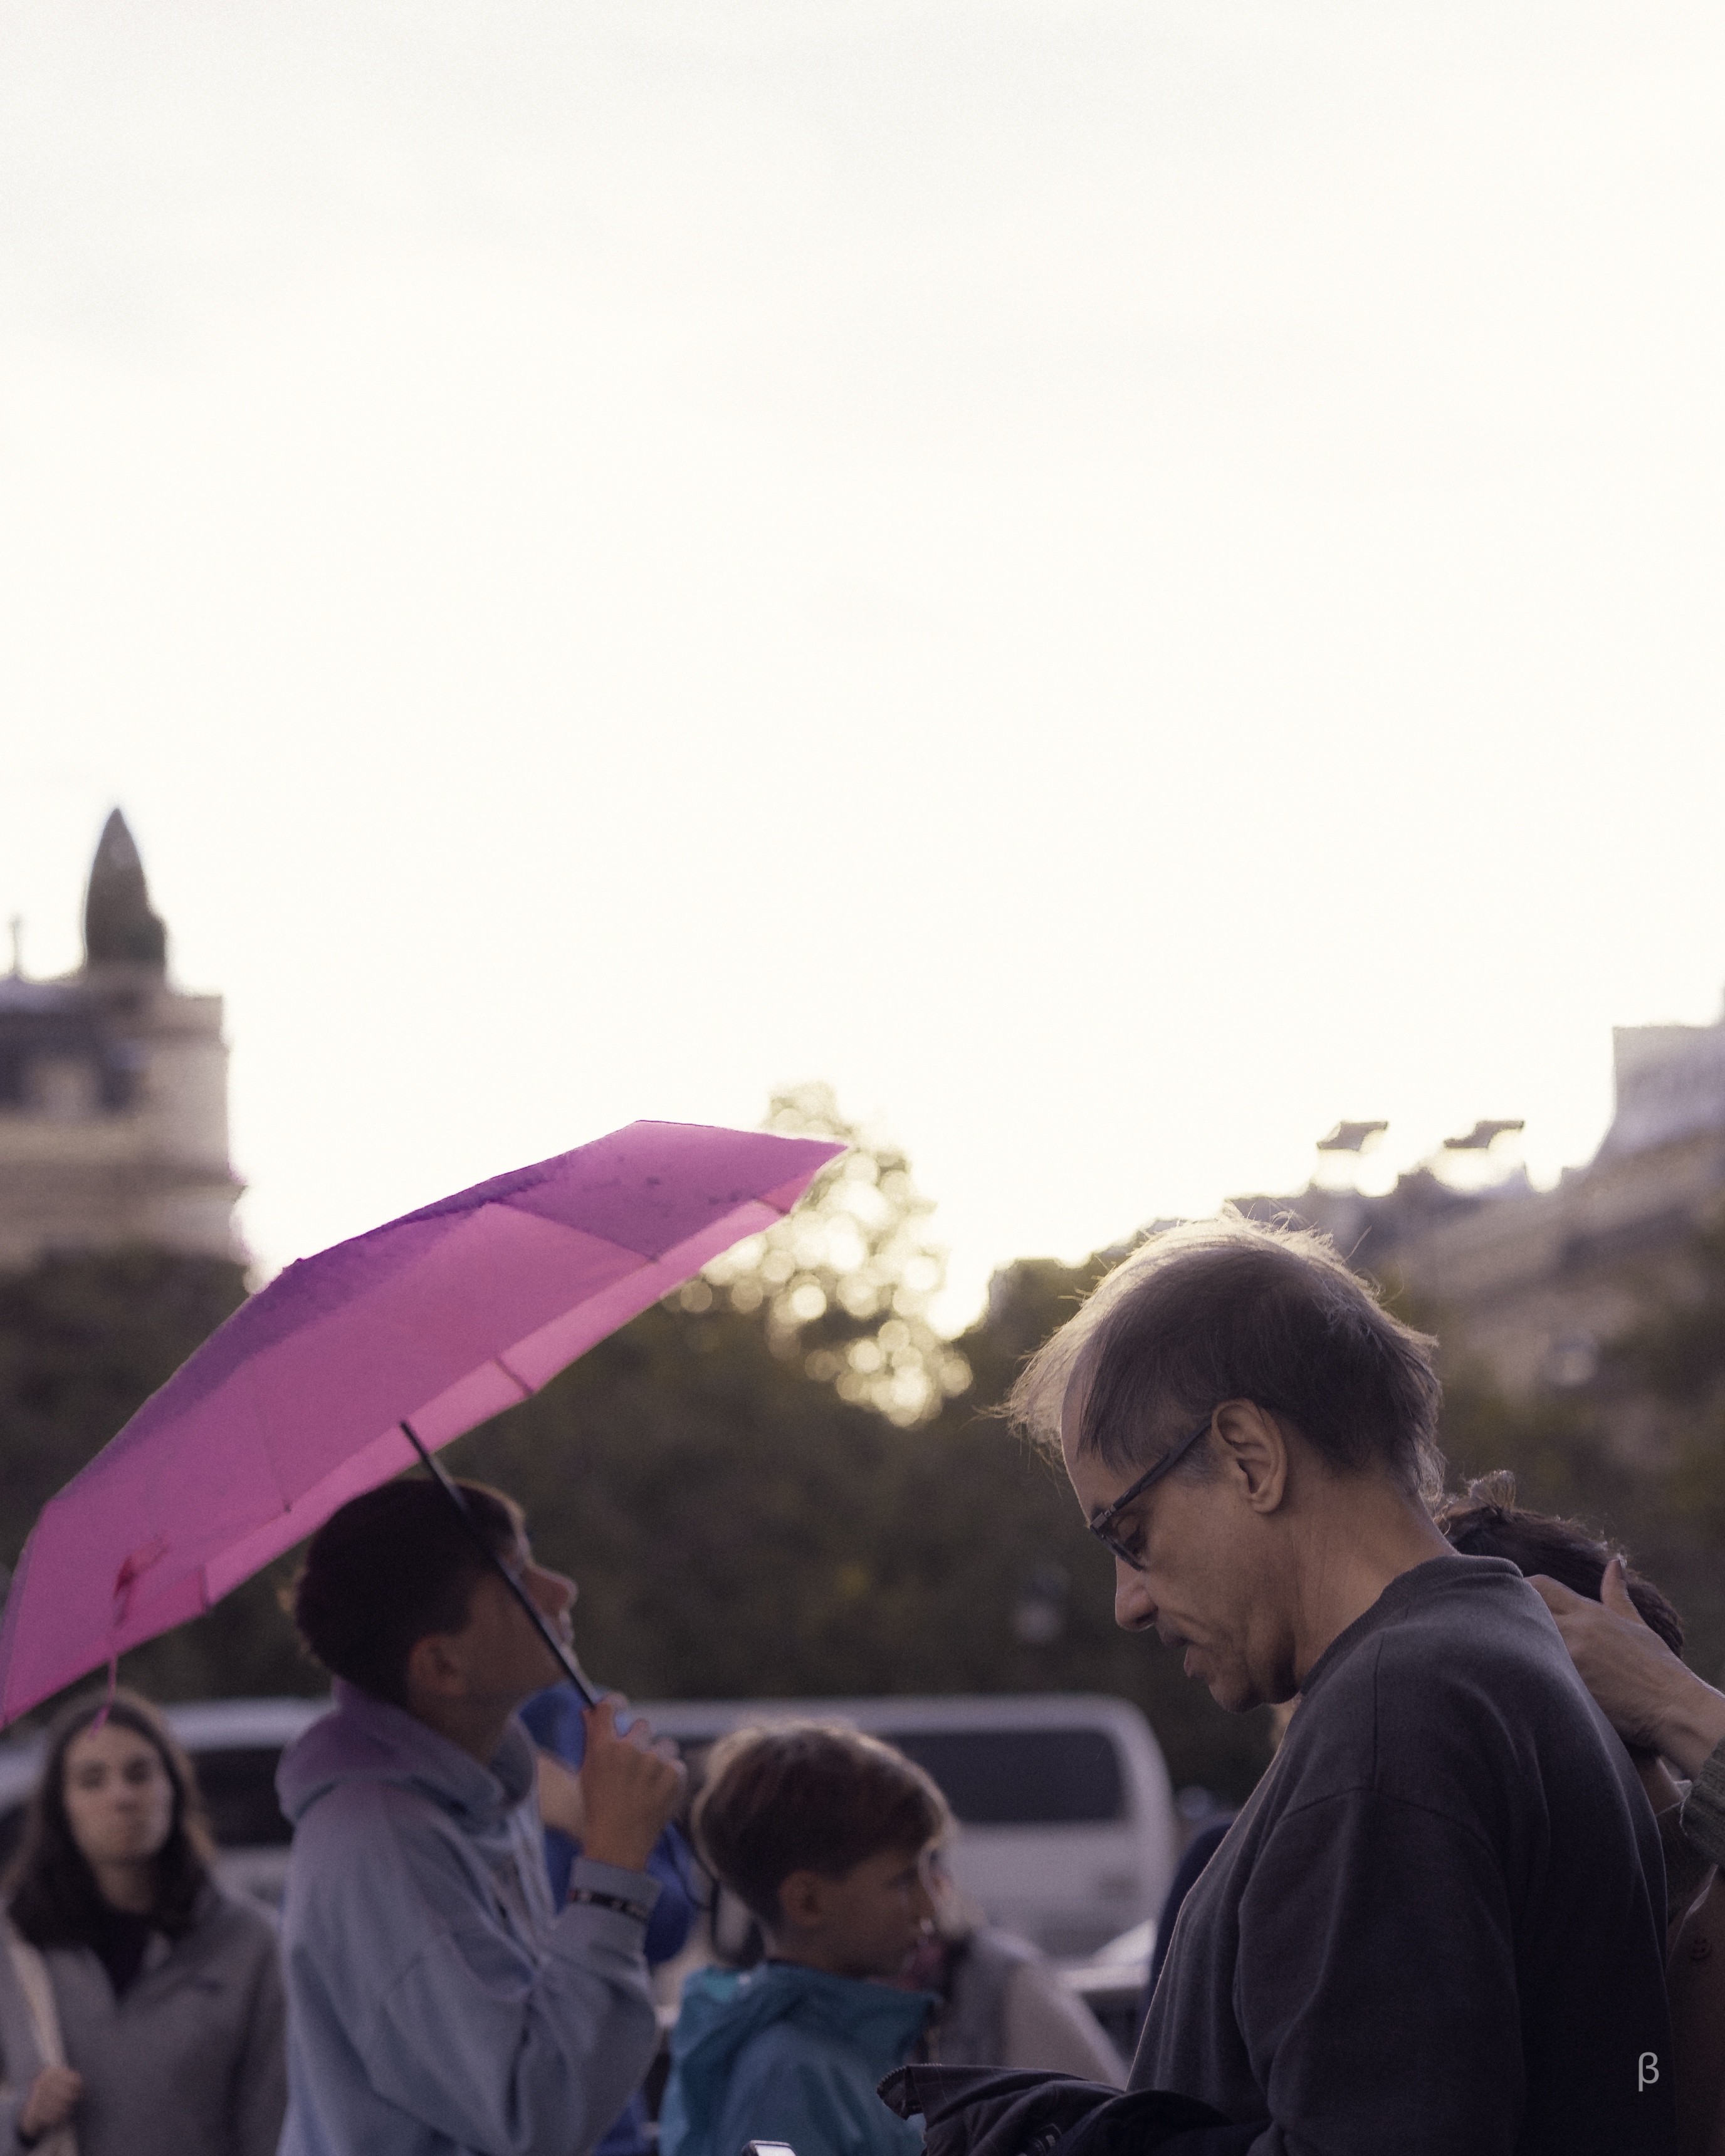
[
  {"left": 774, "top": 1869, "right": 830, "bottom": 1932},
  {"left": 1214, "top": 1400, "right": 1290, "bottom": 1514},
  {"left": 404, "top": 1630, "right": 467, "bottom": 1702}
]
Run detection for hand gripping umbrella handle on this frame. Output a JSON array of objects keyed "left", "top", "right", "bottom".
[{"left": 399, "top": 1422, "right": 599, "bottom": 1707}]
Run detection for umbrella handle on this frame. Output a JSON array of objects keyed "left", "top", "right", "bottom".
[{"left": 400, "top": 1422, "right": 599, "bottom": 1708}]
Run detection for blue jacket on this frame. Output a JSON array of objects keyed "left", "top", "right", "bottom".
[
  {"left": 661, "top": 1963, "right": 935, "bottom": 2156},
  {"left": 519, "top": 1685, "right": 697, "bottom": 2156},
  {"left": 275, "top": 1681, "right": 661, "bottom": 2156},
  {"left": 518, "top": 1685, "right": 696, "bottom": 1963}
]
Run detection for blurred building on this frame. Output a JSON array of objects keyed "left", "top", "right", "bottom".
[
  {"left": 1238, "top": 1001, "right": 1725, "bottom": 1401},
  {"left": 0, "top": 812, "right": 242, "bottom": 1269}
]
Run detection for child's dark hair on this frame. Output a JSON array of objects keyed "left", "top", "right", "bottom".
[
  {"left": 694, "top": 1722, "right": 951, "bottom": 1927},
  {"left": 289, "top": 1475, "right": 523, "bottom": 1707},
  {"left": 5, "top": 1688, "right": 216, "bottom": 1946},
  {"left": 1435, "top": 1473, "right": 1684, "bottom": 1653},
  {"left": 1436, "top": 1473, "right": 1684, "bottom": 1762}
]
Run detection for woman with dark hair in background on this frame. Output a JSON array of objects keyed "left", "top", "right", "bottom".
[
  {"left": 1439, "top": 1476, "right": 1725, "bottom": 2156},
  {"left": 0, "top": 1687, "right": 285, "bottom": 2156}
]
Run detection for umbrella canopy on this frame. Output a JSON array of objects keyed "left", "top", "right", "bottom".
[{"left": 0, "top": 1120, "right": 842, "bottom": 1724}]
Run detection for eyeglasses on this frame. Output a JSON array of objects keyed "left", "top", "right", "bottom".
[{"left": 1086, "top": 1415, "right": 1214, "bottom": 1572}]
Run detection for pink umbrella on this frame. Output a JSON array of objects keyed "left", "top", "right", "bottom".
[{"left": 0, "top": 1120, "right": 842, "bottom": 1725}]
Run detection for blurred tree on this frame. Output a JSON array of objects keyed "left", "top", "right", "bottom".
[
  {"left": 697, "top": 1083, "right": 972, "bottom": 1426},
  {"left": 1384, "top": 1254, "right": 1725, "bottom": 1691},
  {"left": 1613, "top": 1216, "right": 1725, "bottom": 1527},
  {"left": 0, "top": 1248, "right": 247, "bottom": 1568},
  {"left": 1597, "top": 1215, "right": 1725, "bottom": 1675},
  {"left": 451, "top": 1298, "right": 912, "bottom": 1700}
]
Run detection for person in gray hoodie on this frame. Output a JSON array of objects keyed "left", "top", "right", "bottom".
[
  {"left": 275, "top": 1477, "right": 685, "bottom": 2156},
  {"left": 0, "top": 1687, "right": 285, "bottom": 2156}
]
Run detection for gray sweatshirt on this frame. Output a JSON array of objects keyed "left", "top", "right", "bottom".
[
  {"left": 275, "top": 1681, "right": 661, "bottom": 2156},
  {"left": 0, "top": 1885, "right": 285, "bottom": 2156}
]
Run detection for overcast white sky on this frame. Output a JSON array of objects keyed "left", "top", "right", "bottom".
[{"left": 1, "top": 0, "right": 1721, "bottom": 1328}]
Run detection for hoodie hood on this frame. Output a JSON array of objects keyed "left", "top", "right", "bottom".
[
  {"left": 273, "top": 1681, "right": 664, "bottom": 2156},
  {"left": 663, "top": 1962, "right": 935, "bottom": 2156},
  {"left": 276, "top": 1678, "right": 537, "bottom": 1845}
]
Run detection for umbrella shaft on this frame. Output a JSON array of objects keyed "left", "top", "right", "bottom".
[{"left": 399, "top": 1422, "right": 599, "bottom": 1707}]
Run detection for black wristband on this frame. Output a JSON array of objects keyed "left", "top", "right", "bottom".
[{"left": 569, "top": 1887, "right": 649, "bottom": 1922}]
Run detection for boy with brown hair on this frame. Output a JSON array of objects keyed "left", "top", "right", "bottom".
[
  {"left": 273, "top": 1477, "right": 684, "bottom": 2156},
  {"left": 659, "top": 1724, "right": 949, "bottom": 2156}
]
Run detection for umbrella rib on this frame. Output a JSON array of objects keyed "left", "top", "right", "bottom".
[
  {"left": 493, "top": 1353, "right": 535, "bottom": 1400},
  {"left": 398, "top": 1421, "right": 597, "bottom": 1706}
]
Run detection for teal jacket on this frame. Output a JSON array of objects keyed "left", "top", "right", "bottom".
[{"left": 660, "top": 1963, "right": 936, "bottom": 2156}]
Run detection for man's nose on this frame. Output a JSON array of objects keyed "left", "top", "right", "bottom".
[
  {"left": 1114, "top": 1561, "right": 1158, "bottom": 1632},
  {"left": 530, "top": 1564, "right": 576, "bottom": 1617}
]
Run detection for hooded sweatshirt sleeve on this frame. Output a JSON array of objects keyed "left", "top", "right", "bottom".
[{"left": 285, "top": 1777, "right": 659, "bottom": 2156}]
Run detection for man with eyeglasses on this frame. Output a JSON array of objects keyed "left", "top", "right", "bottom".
[{"left": 1003, "top": 1217, "right": 1674, "bottom": 2156}]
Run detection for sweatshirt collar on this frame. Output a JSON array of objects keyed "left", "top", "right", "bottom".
[
  {"left": 277, "top": 1678, "right": 537, "bottom": 1831},
  {"left": 1299, "top": 1551, "right": 1524, "bottom": 1700}
]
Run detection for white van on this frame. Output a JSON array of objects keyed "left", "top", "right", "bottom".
[{"left": 637, "top": 1692, "right": 1177, "bottom": 1959}]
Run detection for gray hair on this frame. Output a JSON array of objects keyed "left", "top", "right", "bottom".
[{"left": 1007, "top": 1211, "right": 1444, "bottom": 1504}]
